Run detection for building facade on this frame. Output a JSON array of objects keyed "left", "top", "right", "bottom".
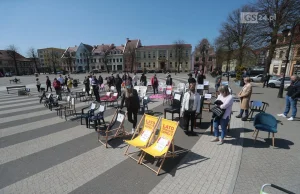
[
  {"left": 0, "top": 50, "right": 36, "bottom": 75},
  {"left": 37, "top": 47, "right": 65, "bottom": 72},
  {"left": 61, "top": 46, "right": 77, "bottom": 72},
  {"left": 135, "top": 44, "right": 192, "bottom": 72},
  {"left": 91, "top": 44, "right": 124, "bottom": 72},
  {"left": 193, "top": 47, "right": 216, "bottom": 73},
  {"left": 123, "top": 38, "right": 142, "bottom": 72}
]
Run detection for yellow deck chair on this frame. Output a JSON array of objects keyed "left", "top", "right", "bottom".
[
  {"left": 138, "top": 118, "right": 179, "bottom": 175},
  {"left": 124, "top": 114, "right": 161, "bottom": 162}
]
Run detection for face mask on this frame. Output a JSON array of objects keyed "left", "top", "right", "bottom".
[{"left": 126, "top": 85, "right": 131, "bottom": 89}]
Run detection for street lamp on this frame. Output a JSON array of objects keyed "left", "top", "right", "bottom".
[{"left": 277, "top": 19, "right": 300, "bottom": 98}]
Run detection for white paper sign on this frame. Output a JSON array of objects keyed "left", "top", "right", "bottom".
[
  {"left": 204, "top": 93, "right": 212, "bottom": 99},
  {"left": 117, "top": 114, "right": 124, "bottom": 122},
  {"left": 174, "top": 93, "right": 181, "bottom": 100},
  {"left": 140, "top": 130, "right": 151, "bottom": 142},
  {"left": 204, "top": 81, "right": 209, "bottom": 85},
  {"left": 222, "top": 81, "right": 229, "bottom": 86},
  {"left": 197, "top": 84, "right": 204, "bottom": 89},
  {"left": 91, "top": 103, "right": 96, "bottom": 109},
  {"left": 155, "top": 137, "right": 169, "bottom": 152}
]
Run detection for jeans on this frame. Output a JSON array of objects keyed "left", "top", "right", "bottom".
[
  {"left": 213, "top": 116, "right": 230, "bottom": 140},
  {"left": 46, "top": 85, "right": 52, "bottom": 92},
  {"left": 184, "top": 110, "right": 196, "bottom": 132},
  {"left": 239, "top": 109, "right": 249, "bottom": 117},
  {"left": 215, "top": 84, "right": 220, "bottom": 92},
  {"left": 284, "top": 95, "right": 298, "bottom": 118},
  {"left": 152, "top": 85, "right": 158, "bottom": 94}
]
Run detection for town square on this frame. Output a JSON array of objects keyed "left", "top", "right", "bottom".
[{"left": 0, "top": 0, "right": 300, "bottom": 194}]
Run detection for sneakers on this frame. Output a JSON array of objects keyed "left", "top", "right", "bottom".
[
  {"left": 131, "top": 128, "right": 135, "bottom": 134},
  {"left": 236, "top": 115, "right": 242, "bottom": 118},
  {"left": 287, "top": 117, "right": 294, "bottom": 121},
  {"left": 217, "top": 140, "right": 224, "bottom": 145},
  {"left": 277, "top": 114, "right": 286, "bottom": 118}
]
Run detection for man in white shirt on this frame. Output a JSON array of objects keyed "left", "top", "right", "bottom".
[
  {"left": 57, "top": 75, "right": 64, "bottom": 85},
  {"left": 132, "top": 73, "right": 139, "bottom": 86}
]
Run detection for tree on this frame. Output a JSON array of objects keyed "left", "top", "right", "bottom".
[
  {"left": 101, "top": 44, "right": 112, "bottom": 73},
  {"left": 125, "top": 45, "right": 136, "bottom": 73},
  {"left": 173, "top": 39, "right": 187, "bottom": 73},
  {"left": 253, "top": 0, "right": 300, "bottom": 73},
  {"left": 6, "top": 44, "right": 20, "bottom": 76},
  {"left": 27, "top": 47, "right": 40, "bottom": 74},
  {"left": 63, "top": 51, "right": 74, "bottom": 72},
  {"left": 49, "top": 49, "right": 60, "bottom": 74},
  {"left": 196, "top": 38, "right": 211, "bottom": 71}
]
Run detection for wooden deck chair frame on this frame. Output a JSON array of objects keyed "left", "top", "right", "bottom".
[
  {"left": 97, "top": 109, "right": 128, "bottom": 148},
  {"left": 124, "top": 115, "right": 161, "bottom": 162},
  {"left": 138, "top": 119, "right": 179, "bottom": 175}
]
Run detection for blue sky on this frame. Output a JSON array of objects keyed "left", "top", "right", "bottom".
[{"left": 0, "top": 0, "right": 251, "bottom": 56}]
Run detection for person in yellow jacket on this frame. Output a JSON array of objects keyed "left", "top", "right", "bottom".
[{"left": 67, "top": 78, "right": 73, "bottom": 92}]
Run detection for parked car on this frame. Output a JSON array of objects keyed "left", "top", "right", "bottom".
[
  {"left": 250, "top": 74, "right": 264, "bottom": 82},
  {"left": 5, "top": 72, "right": 13, "bottom": 77},
  {"left": 268, "top": 77, "right": 291, "bottom": 88},
  {"left": 147, "top": 70, "right": 155, "bottom": 73},
  {"left": 222, "top": 72, "right": 229, "bottom": 77},
  {"left": 89, "top": 69, "right": 101, "bottom": 74},
  {"left": 229, "top": 71, "right": 236, "bottom": 78}
]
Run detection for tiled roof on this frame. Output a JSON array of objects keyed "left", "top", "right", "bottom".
[
  {"left": 92, "top": 44, "right": 111, "bottom": 54},
  {"left": 0, "top": 50, "right": 26, "bottom": 60},
  {"left": 83, "top": 43, "right": 93, "bottom": 52},
  {"left": 67, "top": 46, "right": 78, "bottom": 52},
  {"left": 137, "top": 44, "right": 192, "bottom": 50},
  {"left": 125, "top": 39, "right": 139, "bottom": 51}
]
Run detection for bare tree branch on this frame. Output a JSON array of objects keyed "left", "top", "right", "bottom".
[
  {"left": 6, "top": 44, "right": 20, "bottom": 76},
  {"left": 173, "top": 39, "right": 187, "bottom": 73},
  {"left": 27, "top": 47, "right": 40, "bottom": 74}
]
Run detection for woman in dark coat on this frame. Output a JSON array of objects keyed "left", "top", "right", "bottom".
[{"left": 120, "top": 80, "right": 140, "bottom": 134}]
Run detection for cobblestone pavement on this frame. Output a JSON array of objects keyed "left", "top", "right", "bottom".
[
  {"left": 230, "top": 82, "right": 300, "bottom": 194},
  {"left": 2, "top": 73, "right": 295, "bottom": 194}
]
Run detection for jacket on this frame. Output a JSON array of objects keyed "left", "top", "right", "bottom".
[
  {"left": 288, "top": 80, "right": 300, "bottom": 99},
  {"left": 238, "top": 83, "right": 252, "bottom": 109},
  {"left": 181, "top": 91, "right": 201, "bottom": 114},
  {"left": 151, "top": 76, "right": 158, "bottom": 86},
  {"left": 166, "top": 77, "right": 172, "bottom": 85},
  {"left": 120, "top": 89, "right": 140, "bottom": 111}
]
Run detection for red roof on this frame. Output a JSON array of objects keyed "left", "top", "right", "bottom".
[{"left": 0, "top": 50, "right": 27, "bottom": 60}]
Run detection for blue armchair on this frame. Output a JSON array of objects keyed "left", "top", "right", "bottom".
[{"left": 253, "top": 113, "right": 278, "bottom": 147}]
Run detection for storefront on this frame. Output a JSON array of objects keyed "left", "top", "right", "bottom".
[{"left": 291, "top": 62, "right": 300, "bottom": 75}]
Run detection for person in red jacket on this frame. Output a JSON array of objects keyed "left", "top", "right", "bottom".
[
  {"left": 151, "top": 74, "right": 159, "bottom": 94},
  {"left": 53, "top": 78, "right": 62, "bottom": 100}
]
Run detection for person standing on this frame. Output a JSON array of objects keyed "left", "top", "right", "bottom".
[
  {"left": 140, "top": 73, "right": 147, "bottom": 86},
  {"left": 194, "top": 69, "right": 198, "bottom": 78},
  {"left": 120, "top": 80, "right": 140, "bottom": 134},
  {"left": 211, "top": 85, "right": 234, "bottom": 145},
  {"left": 188, "top": 73, "right": 194, "bottom": 84},
  {"left": 197, "top": 70, "right": 206, "bottom": 85},
  {"left": 166, "top": 74, "right": 172, "bottom": 86},
  {"left": 57, "top": 75, "right": 64, "bottom": 88},
  {"left": 277, "top": 76, "right": 300, "bottom": 121},
  {"left": 98, "top": 75, "right": 103, "bottom": 86},
  {"left": 115, "top": 74, "right": 122, "bottom": 97},
  {"left": 36, "top": 78, "right": 41, "bottom": 92},
  {"left": 83, "top": 76, "right": 90, "bottom": 96},
  {"left": 53, "top": 78, "right": 62, "bottom": 100},
  {"left": 46, "top": 76, "right": 52, "bottom": 92},
  {"left": 181, "top": 78, "right": 201, "bottom": 133},
  {"left": 67, "top": 77, "right": 72, "bottom": 93},
  {"left": 263, "top": 73, "right": 271, "bottom": 88},
  {"left": 91, "top": 76, "right": 100, "bottom": 102},
  {"left": 236, "top": 77, "right": 252, "bottom": 121},
  {"left": 151, "top": 74, "right": 159, "bottom": 94},
  {"left": 122, "top": 73, "right": 127, "bottom": 81}
]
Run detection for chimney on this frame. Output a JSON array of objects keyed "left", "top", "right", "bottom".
[{"left": 126, "top": 38, "right": 129, "bottom": 41}]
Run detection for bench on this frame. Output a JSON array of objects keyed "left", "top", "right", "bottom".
[
  {"left": 10, "top": 79, "right": 21, "bottom": 84},
  {"left": 6, "top": 86, "right": 26, "bottom": 94}
]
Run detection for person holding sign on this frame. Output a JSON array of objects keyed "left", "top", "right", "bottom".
[
  {"left": 181, "top": 78, "right": 201, "bottom": 133},
  {"left": 120, "top": 80, "right": 140, "bottom": 134}
]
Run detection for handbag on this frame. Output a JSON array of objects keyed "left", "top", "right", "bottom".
[{"left": 211, "top": 106, "right": 225, "bottom": 118}]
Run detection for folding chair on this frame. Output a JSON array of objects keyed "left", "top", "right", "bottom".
[
  {"left": 138, "top": 118, "right": 179, "bottom": 175},
  {"left": 54, "top": 95, "right": 71, "bottom": 117},
  {"left": 80, "top": 101, "right": 100, "bottom": 125},
  {"left": 202, "top": 93, "right": 212, "bottom": 112},
  {"left": 100, "top": 92, "right": 112, "bottom": 101},
  {"left": 86, "top": 90, "right": 94, "bottom": 103},
  {"left": 97, "top": 109, "right": 128, "bottom": 148},
  {"left": 76, "top": 88, "right": 86, "bottom": 101},
  {"left": 64, "top": 97, "right": 76, "bottom": 120},
  {"left": 124, "top": 114, "right": 161, "bottom": 162},
  {"left": 163, "top": 86, "right": 173, "bottom": 106},
  {"left": 249, "top": 100, "right": 269, "bottom": 119}
]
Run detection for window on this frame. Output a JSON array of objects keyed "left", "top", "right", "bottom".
[
  {"left": 144, "top": 52, "right": 146, "bottom": 58},
  {"left": 148, "top": 52, "right": 151, "bottom": 58},
  {"left": 80, "top": 53, "right": 82, "bottom": 57},
  {"left": 170, "top": 52, "right": 172, "bottom": 58},
  {"left": 113, "top": 59, "right": 115, "bottom": 63},
  {"left": 80, "top": 59, "right": 82, "bottom": 63},
  {"left": 186, "top": 50, "right": 189, "bottom": 57},
  {"left": 98, "top": 59, "right": 101, "bottom": 62},
  {"left": 144, "top": 62, "right": 146, "bottom": 67},
  {"left": 110, "top": 59, "right": 112, "bottom": 63},
  {"left": 279, "top": 51, "right": 284, "bottom": 58},
  {"left": 114, "top": 51, "right": 116, "bottom": 54},
  {"left": 117, "top": 58, "right": 119, "bottom": 62},
  {"left": 170, "top": 62, "right": 172, "bottom": 67},
  {"left": 208, "top": 57, "right": 212, "bottom": 61},
  {"left": 175, "top": 62, "right": 177, "bottom": 67},
  {"left": 120, "top": 58, "right": 122, "bottom": 62},
  {"left": 153, "top": 51, "right": 155, "bottom": 58},
  {"left": 83, "top": 59, "right": 86, "bottom": 63},
  {"left": 153, "top": 62, "right": 155, "bottom": 68},
  {"left": 76, "top": 59, "right": 79, "bottom": 63}
]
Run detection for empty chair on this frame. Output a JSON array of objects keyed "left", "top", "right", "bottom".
[
  {"left": 80, "top": 101, "right": 100, "bottom": 125},
  {"left": 163, "top": 86, "right": 173, "bottom": 106},
  {"left": 253, "top": 113, "right": 278, "bottom": 147},
  {"left": 100, "top": 92, "right": 112, "bottom": 101},
  {"left": 174, "top": 83, "right": 185, "bottom": 93},
  {"left": 249, "top": 100, "right": 269, "bottom": 119},
  {"left": 140, "top": 96, "right": 150, "bottom": 113},
  {"left": 88, "top": 104, "right": 105, "bottom": 129},
  {"left": 164, "top": 92, "right": 182, "bottom": 121}
]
